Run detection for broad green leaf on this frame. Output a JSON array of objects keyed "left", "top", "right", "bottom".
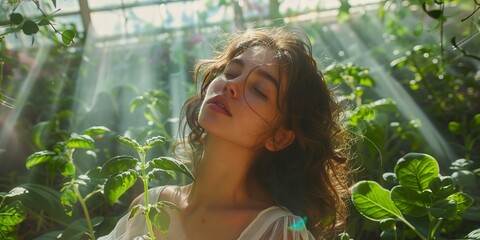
[
  {"left": 47, "top": 158, "right": 75, "bottom": 177},
  {"left": 82, "top": 126, "right": 111, "bottom": 136},
  {"left": 429, "top": 177, "right": 456, "bottom": 200},
  {"left": 104, "top": 170, "right": 138, "bottom": 205},
  {"left": 32, "top": 121, "right": 52, "bottom": 150},
  {"left": 149, "top": 157, "right": 194, "bottom": 180},
  {"left": 0, "top": 224, "right": 16, "bottom": 239},
  {"left": 448, "top": 121, "right": 461, "bottom": 133},
  {"left": 116, "top": 135, "right": 142, "bottom": 151},
  {"left": 429, "top": 199, "right": 457, "bottom": 219},
  {"left": 143, "top": 136, "right": 166, "bottom": 151},
  {"left": 0, "top": 200, "right": 26, "bottom": 226},
  {"left": 22, "top": 20, "right": 39, "bottom": 35},
  {"left": 450, "top": 159, "right": 474, "bottom": 171},
  {"left": 470, "top": 114, "right": 480, "bottom": 131},
  {"left": 26, "top": 150, "right": 56, "bottom": 169},
  {"left": 465, "top": 228, "right": 480, "bottom": 239},
  {"left": 395, "top": 153, "right": 439, "bottom": 192},
  {"left": 391, "top": 186, "right": 428, "bottom": 217},
  {"left": 129, "top": 96, "right": 148, "bottom": 113},
  {"left": 62, "top": 30, "right": 76, "bottom": 46},
  {"left": 66, "top": 133, "right": 94, "bottom": 149},
  {"left": 447, "top": 192, "right": 473, "bottom": 214},
  {"left": 5, "top": 187, "right": 28, "bottom": 198},
  {"left": 9, "top": 13, "right": 23, "bottom": 25},
  {"left": 452, "top": 170, "right": 476, "bottom": 188},
  {"left": 351, "top": 181, "right": 403, "bottom": 221},
  {"left": 150, "top": 207, "right": 170, "bottom": 234},
  {"left": 101, "top": 155, "right": 138, "bottom": 176},
  {"left": 148, "top": 168, "right": 177, "bottom": 182}
]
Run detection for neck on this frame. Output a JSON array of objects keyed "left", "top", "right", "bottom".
[{"left": 185, "top": 136, "right": 267, "bottom": 210}]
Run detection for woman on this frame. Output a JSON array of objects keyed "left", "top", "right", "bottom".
[{"left": 100, "top": 27, "right": 352, "bottom": 240}]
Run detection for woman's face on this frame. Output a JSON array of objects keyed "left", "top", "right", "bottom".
[{"left": 198, "top": 46, "right": 289, "bottom": 151}]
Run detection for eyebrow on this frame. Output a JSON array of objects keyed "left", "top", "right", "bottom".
[{"left": 228, "top": 58, "right": 280, "bottom": 89}]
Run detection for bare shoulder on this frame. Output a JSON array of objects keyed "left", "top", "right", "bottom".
[{"left": 129, "top": 185, "right": 186, "bottom": 210}]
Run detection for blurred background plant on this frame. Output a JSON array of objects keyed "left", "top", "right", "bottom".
[{"left": 0, "top": 0, "right": 478, "bottom": 239}]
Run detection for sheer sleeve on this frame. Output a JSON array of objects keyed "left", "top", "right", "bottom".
[
  {"left": 98, "top": 186, "right": 165, "bottom": 240},
  {"left": 238, "top": 207, "right": 316, "bottom": 240}
]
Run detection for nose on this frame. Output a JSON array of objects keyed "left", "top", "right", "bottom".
[{"left": 223, "top": 77, "right": 241, "bottom": 98}]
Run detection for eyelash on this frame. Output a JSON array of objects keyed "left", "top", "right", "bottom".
[{"left": 222, "top": 72, "right": 268, "bottom": 99}]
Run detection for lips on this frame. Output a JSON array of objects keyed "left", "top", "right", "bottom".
[{"left": 207, "top": 95, "right": 232, "bottom": 116}]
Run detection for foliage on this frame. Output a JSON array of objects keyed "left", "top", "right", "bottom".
[
  {"left": 348, "top": 153, "right": 478, "bottom": 240},
  {"left": 0, "top": 0, "right": 76, "bottom": 46},
  {"left": 102, "top": 135, "right": 192, "bottom": 239}
]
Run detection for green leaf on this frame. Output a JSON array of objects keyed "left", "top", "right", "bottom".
[
  {"left": 429, "top": 199, "right": 457, "bottom": 219},
  {"left": 48, "top": 157, "right": 76, "bottom": 177},
  {"left": 0, "top": 224, "right": 16, "bottom": 240},
  {"left": 394, "top": 153, "right": 439, "bottom": 192},
  {"left": 413, "top": 22, "right": 423, "bottom": 36},
  {"left": 0, "top": 200, "right": 26, "bottom": 226},
  {"left": 116, "top": 135, "right": 142, "bottom": 151},
  {"left": 51, "top": 0, "right": 57, "bottom": 8},
  {"left": 32, "top": 121, "right": 53, "bottom": 150},
  {"left": 143, "top": 136, "right": 166, "bottom": 151},
  {"left": 382, "top": 172, "right": 398, "bottom": 184},
  {"left": 351, "top": 181, "right": 403, "bottom": 221},
  {"left": 82, "top": 126, "right": 111, "bottom": 136},
  {"left": 104, "top": 170, "right": 138, "bottom": 205},
  {"left": 391, "top": 186, "right": 428, "bottom": 217},
  {"left": 26, "top": 150, "right": 56, "bottom": 169},
  {"left": 37, "top": 17, "right": 50, "bottom": 26},
  {"left": 66, "top": 133, "right": 94, "bottom": 149},
  {"left": 148, "top": 157, "right": 194, "bottom": 180},
  {"left": 129, "top": 96, "right": 148, "bottom": 113},
  {"left": 149, "top": 207, "right": 170, "bottom": 234},
  {"left": 5, "top": 187, "right": 28, "bottom": 198},
  {"left": 62, "top": 30, "right": 75, "bottom": 46},
  {"left": 470, "top": 114, "right": 480, "bottom": 132},
  {"left": 429, "top": 177, "right": 456, "bottom": 200},
  {"left": 447, "top": 192, "right": 473, "bottom": 215},
  {"left": 129, "top": 205, "right": 142, "bottom": 220},
  {"left": 101, "top": 155, "right": 138, "bottom": 177},
  {"left": 465, "top": 228, "right": 480, "bottom": 239},
  {"left": 452, "top": 170, "right": 476, "bottom": 188},
  {"left": 60, "top": 189, "right": 77, "bottom": 216},
  {"left": 22, "top": 20, "right": 39, "bottom": 35},
  {"left": 448, "top": 121, "right": 462, "bottom": 133},
  {"left": 9, "top": 13, "right": 23, "bottom": 25}
]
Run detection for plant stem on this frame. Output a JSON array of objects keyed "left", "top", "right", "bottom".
[
  {"left": 139, "top": 151, "right": 156, "bottom": 240},
  {"left": 73, "top": 185, "right": 96, "bottom": 240},
  {"left": 429, "top": 218, "right": 443, "bottom": 240},
  {"left": 399, "top": 217, "right": 427, "bottom": 240}
]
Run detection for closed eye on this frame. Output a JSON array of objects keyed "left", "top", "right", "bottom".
[
  {"left": 254, "top": 87, "right": 267, "bottom": 98},
  {"left": 222, "top": 72, "right": 236, "bottom": 79}
]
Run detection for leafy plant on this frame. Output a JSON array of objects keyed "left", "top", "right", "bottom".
[
  {"left": 1, "top": 0, "right": 76, "bottom": 46},
  {"left": 26, "top": 126, "right": 111, "bottom": 239},
  {"left": 351, "top": 153, "right": 477, "bottom": 240},
  {"left": 101, "top": 135, "right": 194, "bottom": 239},
  {"left": 0, "top": 187, "right": 28, "bottom": 239}
]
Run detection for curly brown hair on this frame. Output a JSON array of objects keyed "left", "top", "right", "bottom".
[{"left": 177, "top": 27, "right": 352, "bottom": 239}]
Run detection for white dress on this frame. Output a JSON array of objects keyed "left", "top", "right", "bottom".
[{"left": 99, "top": 187, "right": 316, "bottom": 240}]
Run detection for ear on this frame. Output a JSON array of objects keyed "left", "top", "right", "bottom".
[{"left": 265, "top": 127, "right": 295, "bottom": 152}]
